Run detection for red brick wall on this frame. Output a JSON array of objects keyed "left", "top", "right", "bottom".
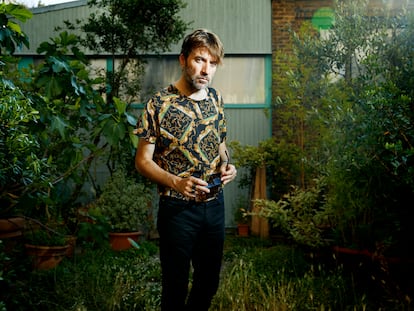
[
  {"left": 272, "top": 0, "right": 332, "bottom": 52},
  {"left": 271, "top": 0, "right": 333, "bottom": 136}
]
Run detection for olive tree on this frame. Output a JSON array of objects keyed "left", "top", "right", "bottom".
[{"left": 248, "top": 0, "right": 414, "bottom": 255}]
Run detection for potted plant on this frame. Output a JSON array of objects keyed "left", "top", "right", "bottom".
[
  {"left": 23, "top": 219, "right": 71, "bottom": 270},
  {"left": 0, "top": 73, "right": 50, "bottom": 241},
  {"left": 0, "top": 217, "right": 26, "bottom": 240},
  {"left": 233, "top": 197, "right": 250, "bottom": 237},
  {"left": 2, "top": 5, "right": 140, "bottom": 245},
  {"left": 95, "top": 168, "right": 153, "bottom": 251}
]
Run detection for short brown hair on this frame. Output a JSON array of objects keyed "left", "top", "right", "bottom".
[{"left": 180, "top": 29, "right": 224, "bottom": 65}]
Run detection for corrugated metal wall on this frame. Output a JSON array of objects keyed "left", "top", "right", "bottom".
[
  {"left": 169, "top": 0, "right": 272, "bottom": 54},
  {"left": 19, "top": 0, "right": 272, "bottom": 55},
  {"left": 224, "top": 107, "right": 271, "bottom": 226},
  {"left": 19, "top": 0, "right": 90, "bottom": 55},
  {"left": 17, "top": 0, "right": 273, "bottom": 227}
]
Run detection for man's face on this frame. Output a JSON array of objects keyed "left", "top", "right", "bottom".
[{"left": 180, "top": 47, "right": 218, "bottom": 91}]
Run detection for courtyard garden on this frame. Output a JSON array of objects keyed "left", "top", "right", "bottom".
[{"left": 2, "top": 0, "right": 414, "bottom": 310}]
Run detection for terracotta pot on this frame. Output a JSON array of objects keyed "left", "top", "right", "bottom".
[
  {"left": 0, "top": 217, "right": 25, "bottom": 239},
  {"left": 333, "top": 246, "right": 372, "bottom": 257},
  {"left": 237, "top": 224, "right": 250, "bottom": 237},
  {"left": 333, "top": 246, "right": 414, "bottom": 265},
  {"left": 25, "top": 244, "right": 69, "bottom": 270},
  {"left": 109, "top": 231, "right": 142, "bottom": 251}
]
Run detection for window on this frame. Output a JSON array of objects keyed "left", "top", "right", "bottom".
[{"left": 140, "top": 55, "right": 267, "bottom": 105}]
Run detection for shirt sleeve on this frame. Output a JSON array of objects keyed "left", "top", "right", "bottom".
[{"left": 134, "top": 97, "right": 158, "bottom": 144}]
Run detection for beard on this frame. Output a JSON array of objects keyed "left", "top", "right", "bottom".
[{"left": 183, "top": 66, "right": 211, "bottom": 91}]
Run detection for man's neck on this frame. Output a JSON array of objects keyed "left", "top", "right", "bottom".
[{"left": 174, "top": 78, "right": 208, "bottom": 100}]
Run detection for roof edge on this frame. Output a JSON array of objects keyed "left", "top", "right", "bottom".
[{"left": 30, "top": 0, "right": 87, "bottom": 14}]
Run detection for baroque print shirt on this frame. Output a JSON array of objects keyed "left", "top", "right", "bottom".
[{"left": 135, "top": 85, "right": 227, "bottom": 200}]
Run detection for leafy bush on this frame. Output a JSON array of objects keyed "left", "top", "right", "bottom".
[
  {"left": 253, "top": 178, "right": 333, "bottom": 248},
  {"left": 95, "top": 168, "right": 154, "bottom": 232},
  {"left": 24, "top": 227, "right": 68, "bottom": 247},
  {"left": 243, "top": 1, "right": 414, "bottom": 255},
  {"left": 0, "top": 85, "right": 50, "bottom": 216},
  {"left": 230, "top": 139, "right": 303, "bottom": 201},
  {"left": 77, "top": 210, "right": 111, "bottom": 249}
]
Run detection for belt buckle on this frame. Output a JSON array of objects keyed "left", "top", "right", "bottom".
[{"left": 195, "top": 188, "right": 220, "bottom": 202}]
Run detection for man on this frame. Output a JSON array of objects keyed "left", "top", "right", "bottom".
[{"left": 134, "top": 29, "right": 237, "bottom": 310}]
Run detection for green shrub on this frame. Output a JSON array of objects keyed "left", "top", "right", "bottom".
[
  {"left": 253, "top": 178, "right": 333, "bottom": 248},
  {"left": 24, "top": 228, "right": 67, "bottom": 246},
  {"left": 95, "top": 168, "right": 154, "bottom": 233}
]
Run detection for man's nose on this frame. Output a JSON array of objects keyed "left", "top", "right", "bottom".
[{"left": 201, "top": 62, "right": 212, "bottom": 75}]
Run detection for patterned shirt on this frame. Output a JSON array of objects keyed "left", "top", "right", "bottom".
[{"left": 135, "top": 85, "right": 227, "bottom": 199}]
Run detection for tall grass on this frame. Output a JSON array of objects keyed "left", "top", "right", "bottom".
[{"left": 212, "top": 241, "right": 368, "bottom": 310}]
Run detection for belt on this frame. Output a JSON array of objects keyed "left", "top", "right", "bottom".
[
  {"left": 195, "top": 187, "right": 222, "bottom": 202},
  {"left": 160, "top": 173, "right": 222, "bottom": 202}
]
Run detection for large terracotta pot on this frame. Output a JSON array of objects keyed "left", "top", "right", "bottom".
[
  {"left": 0, "top": 217, "right": 25, "bottom": 239},
  {"left": 109, "top": 231, "right": 142, "bottom": 251},
  {"left": 25, "top": 244, "right": 69, "bottom": 270}
]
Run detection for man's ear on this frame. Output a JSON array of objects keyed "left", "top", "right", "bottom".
[{"left": 179, "top": 54, "right": 186, "bottom": 67}]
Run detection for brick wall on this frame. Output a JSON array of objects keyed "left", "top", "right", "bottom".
[
  {"left": 272, "top": 0, "right": 332, "bottom": 53},
  {"left": 270, "top": 0, "right": 409, "bottom": 136},
  {"left": 271, "top": 0, "right": 333, "bottom": 136}
]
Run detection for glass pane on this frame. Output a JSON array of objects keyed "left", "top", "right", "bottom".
[{"left": 141, "top": 56, "right": 266, "bottom": 105}]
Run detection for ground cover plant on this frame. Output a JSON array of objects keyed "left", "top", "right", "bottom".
[{"left": 2, "top": 235, "right": 412, "bottom": 310}]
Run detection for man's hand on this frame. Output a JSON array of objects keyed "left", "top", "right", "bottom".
[
  {"left": 174, "top": 176, "right": 209, "bottom": 199},
  {"left": 220, "top": 163, "right": 237, "bottom": 185}
]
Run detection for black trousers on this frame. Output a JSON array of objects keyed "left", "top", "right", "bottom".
[{"left": 157, "top": 193, "right": 225, "bottom": 311}]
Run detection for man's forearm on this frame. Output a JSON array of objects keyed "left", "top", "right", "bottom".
[{"left": 136, "top": 157, "right": 180, "bottom": 191}]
